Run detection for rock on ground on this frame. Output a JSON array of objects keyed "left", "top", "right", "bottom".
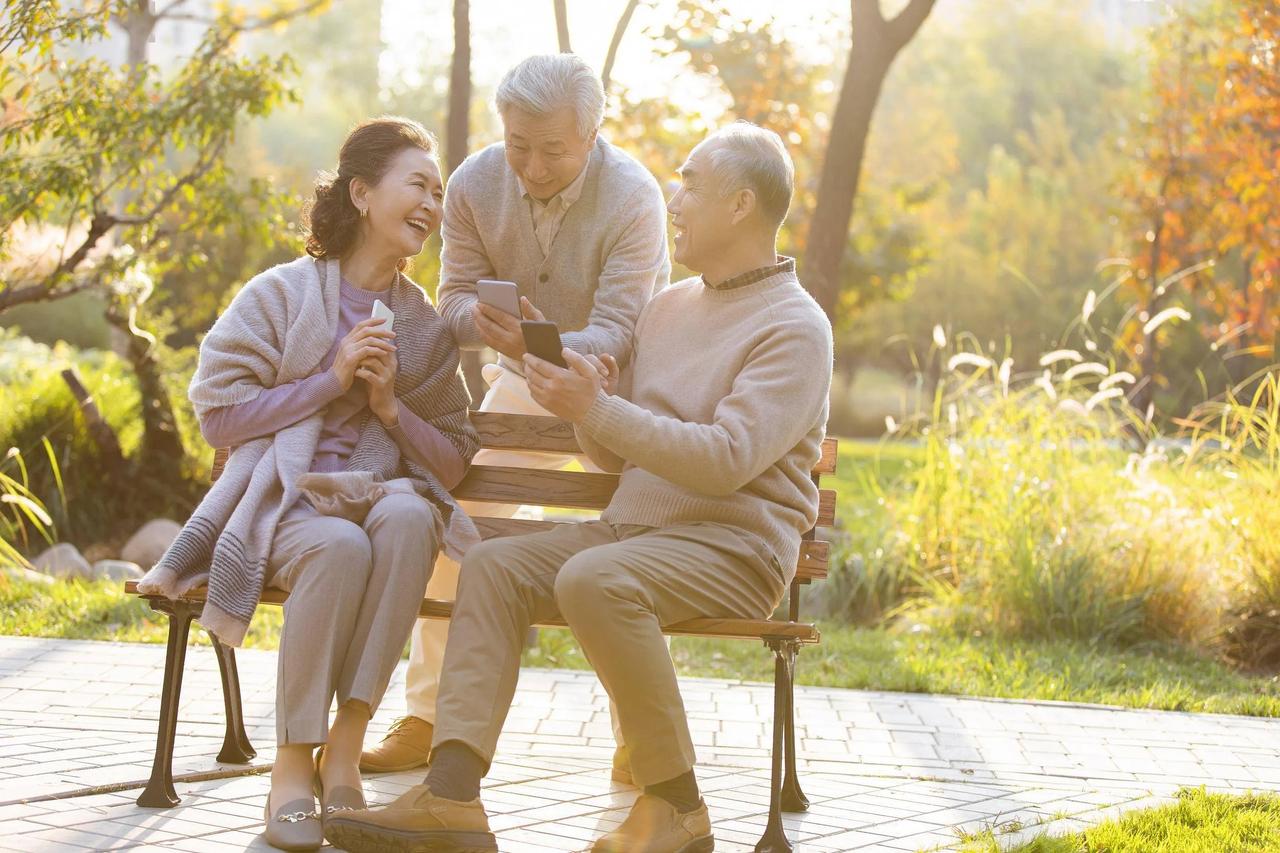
[
  {"left": 120, "top": 519, "right": 181, "bottom": 568},
  {"left": 31, "top": 543, "right": 93, "bottom": 580},
  {"left": 90, "top": 560, "right": 144, "bottom": 581}
]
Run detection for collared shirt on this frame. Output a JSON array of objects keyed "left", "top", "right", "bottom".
[
  {"left": 703, "top": 255, "right": 797, "bottom": 291},
  {"left": 520, "top": 163, "right": 590, "bottom": 257}
]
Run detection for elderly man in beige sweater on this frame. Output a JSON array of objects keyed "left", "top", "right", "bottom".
[
  {"left": 328, "top": 123, "right": 833, "bottom": 853},
  {"left": 359, "top": 53, "right": 670, "bottom": 777}
]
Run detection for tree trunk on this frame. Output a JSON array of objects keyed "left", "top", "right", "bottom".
[
  {"left": 116, "top": 0, "right": 184, "bottom": 462},
  {"left": 61, "top": 369, "right": 126, "bottom": 474},
  {"left": 106, "top": 312, "right": 185, "bottom": 462},
  {"left": 553, "top": 0, "right": 571, "bottom": 52},
  {"left": 801, "top": 0, "right": 937, "bottom": 319},
  {"left": 120, "top": 0, "right": 157, "bottom": 69},
  {"left": 447, "top": 0, "right": 471, "bottom": 177},
  {"left": 448, "top": 0, "right": 485, "bottom": 406}
]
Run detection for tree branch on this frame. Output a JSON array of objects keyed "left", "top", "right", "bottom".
[
  {"left": 0, "top": 141, "right": 223, "bottom": 314},
  {"left": 884, "top": 0, "right": 938, "bottom": 52},
  {"left": 602, "top": 0, "right": 641, "bottom": 94}
]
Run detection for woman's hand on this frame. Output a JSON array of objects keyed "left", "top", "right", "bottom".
[
  {"left": 358, "top": 347, "right": 399, "bottom": 425},
  {"left": 331, "top": 318, "right": 396, "bottom": 391}
]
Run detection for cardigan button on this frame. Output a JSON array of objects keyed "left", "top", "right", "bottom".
[{"left": 538, "top": 273, "right": 549, "bottom": 283}]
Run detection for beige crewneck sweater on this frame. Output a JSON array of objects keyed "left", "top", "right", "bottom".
[{"left": 575, "top": 268, "right": 833, "bottom": 579}]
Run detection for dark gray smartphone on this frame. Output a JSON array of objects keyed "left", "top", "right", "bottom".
[{"left": 520, "top": 320, "right": 568, "bottom": 369}]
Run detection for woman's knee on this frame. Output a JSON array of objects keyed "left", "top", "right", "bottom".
[
  {"left": 368, "top": 491, "right": 437, "bottom": 531},
  {"left": 308, "top": 517, "right": 372, "bottom": 585}
]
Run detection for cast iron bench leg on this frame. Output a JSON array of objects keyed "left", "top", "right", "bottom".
[
  {"left": 755, "top": 638, "right": 797, "bottom": 853},
  {"left": 210, "top": 637, "right": 256, "bottom": 764},
  {"left": 780, "top": 642, "right": 809, "bottom": 812},
  {"left": 137, "top": 599, "right": 195, "bottom": 808}
]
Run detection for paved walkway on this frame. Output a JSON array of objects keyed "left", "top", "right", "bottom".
[{"left": 0, "top": 635, "right": 1277, "bottom": 851}]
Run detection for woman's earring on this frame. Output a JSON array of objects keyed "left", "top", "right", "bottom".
[{"left": 359, "top": 207, "right": 368, "bottom": 218}]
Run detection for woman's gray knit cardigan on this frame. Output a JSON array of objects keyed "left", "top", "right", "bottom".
[{"left": 138, "top": 256, "right": 479, "bottom": 647}]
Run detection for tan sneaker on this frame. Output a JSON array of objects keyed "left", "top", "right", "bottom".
[
  {"left": 611, "top": 743, "right": 634, "bottom": 785},
  {"left": 358, "top": 716, "right": 434, "bottom": 774},
  {"left": 323, "top": 783, "right": 496, "bottom": 852},
  {"left": 592, "top": 794, "right": 714, "bottom": 852}
]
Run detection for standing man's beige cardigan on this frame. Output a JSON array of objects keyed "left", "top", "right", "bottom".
[{"left": 436, "top": 135, "right": 670, "bottom": 367}]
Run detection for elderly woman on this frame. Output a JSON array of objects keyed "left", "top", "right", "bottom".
[{"left": 138, "top": 117, "right": 478, "bottom": 851}]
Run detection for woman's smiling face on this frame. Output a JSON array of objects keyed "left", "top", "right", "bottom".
[{"left": 354, "top": 147, "right": 444, "bottom": 259}]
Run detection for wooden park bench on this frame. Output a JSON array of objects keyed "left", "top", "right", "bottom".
[{"left": 125, "top": 411, "right": 838, "bottom": 852}]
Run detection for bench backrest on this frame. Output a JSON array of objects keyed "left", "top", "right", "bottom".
[{"left": 211, "top": 411, "right": 837, "bottom": 583}]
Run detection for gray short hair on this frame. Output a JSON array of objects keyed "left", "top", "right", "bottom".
[
  {"left": 494, "top": 54, "right": 605, "bottom": 141},
  {"left": 702, "top": 122, "right": 795, "bottom": 229}
]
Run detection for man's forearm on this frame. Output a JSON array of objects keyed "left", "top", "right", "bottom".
[{"left": 437, "top": 289, "right": 484, "bottom": 348}]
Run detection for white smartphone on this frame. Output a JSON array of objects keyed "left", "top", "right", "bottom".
[
  {"left": 476, "top": 279, "right": 521, "bottom": 317},
  {"left": 370, "top": 298, "right": 395, "bottom": 333}
]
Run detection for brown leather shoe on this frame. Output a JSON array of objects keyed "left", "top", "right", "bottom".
[
  {"left": 592, "top": 794, "right": 714, "bottom": 852},
  {"left": 358, "top": 716, "right": 434, "bottom": 774},
  {"left": 610, "top": 743, "right": 634, "bottom": 785},
  {"left": 323, "top": 783, "right": 496, "bottom": 852}
]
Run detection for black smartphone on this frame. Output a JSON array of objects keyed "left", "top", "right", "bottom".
[{"left": 520, "top": 320, "right": 568, "bottom": 369}]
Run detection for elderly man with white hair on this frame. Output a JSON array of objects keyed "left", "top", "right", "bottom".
[
  {"left": 359, "top": 53, "right": 670, "bottom": 779},
  {"left": 328, "top": 121, "right": 833, "bottom": 853}
]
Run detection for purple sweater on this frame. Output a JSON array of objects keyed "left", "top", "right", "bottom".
[{"left": 200, "top": 279, "right": 466, "bottom": 488}]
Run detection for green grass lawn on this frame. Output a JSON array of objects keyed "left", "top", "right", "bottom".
[
  {"left": 5, "top": 574, "right": 1280, "bottom": 717},
  {"left": 956, "top": 788, "right": 1280, "bottom": 852}
]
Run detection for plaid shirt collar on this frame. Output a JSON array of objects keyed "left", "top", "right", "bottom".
[{"left": 702, "top": 255, "right": 796, "bottom": 291}]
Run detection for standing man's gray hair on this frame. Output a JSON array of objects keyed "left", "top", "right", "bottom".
[
  {"left": 494, "top": 54, "right": 605, "bottom": 141},
  {"left": 703, "top": 122, "right": 795, "bottom": 229}
]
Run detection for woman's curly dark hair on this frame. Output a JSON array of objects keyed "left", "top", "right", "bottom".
[{"left": 304, "top": 116, "right": 438, "bottom": 264}]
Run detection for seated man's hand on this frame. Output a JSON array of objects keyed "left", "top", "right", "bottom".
[
  {"left": 524, "top": 349, "right": 603, "bottom": 423},
  {"left": 583, "top": 353, "right": 620, "bottom": 396}
]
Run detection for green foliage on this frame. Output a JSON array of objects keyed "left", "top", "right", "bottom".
[
  {"left": 821, "top": 304, "right": 1280, "bottom": 664},
  {"left": 0, "top": 332, "right": 208, "bottom": 553},
  {"left": 850, "top": 0, "right": 1138, "bottom": 372},
  {"left": 0, "top": 444, "right": 59, "bottom": 568},
  {"left": 0, "top": 574, "right": 283, "bottom": 648},
  {"left": 0, "top": 0, "right": 300, "bottom": 329},
  {"left": 0, "top": 290, "right": 112, "bottom": 349},
  {"left": 960, "top": 788, "right": 1280, "bottom": 853}
]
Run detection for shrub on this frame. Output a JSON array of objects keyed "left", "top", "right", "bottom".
[
  {"left": 0, "top": 331, "right": 208, "bottom": 555},
  {"left": 824, "top": 322, "right": 1279, "bottom": 657}
]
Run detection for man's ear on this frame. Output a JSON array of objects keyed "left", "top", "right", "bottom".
[
  {"left": 730, "top": 187, "right": 757, "bottom": 226},
  {"left": 585, "top": 127, "right": 599, "bottom": 149}
]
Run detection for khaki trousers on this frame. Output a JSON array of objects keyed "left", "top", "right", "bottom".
[
  {"left": 432, "top": 519, "right": 786, "bottom": 787},
  {"left": 268, "top": 493, "right": 439, "bottom": 745},
  {"left": 405, "top": 363, "right": 604, "bottom": 723}
]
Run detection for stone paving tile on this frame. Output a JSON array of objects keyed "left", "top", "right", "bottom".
[{"left": 1, "top": 635, "right": 1280, "bottom": 851}]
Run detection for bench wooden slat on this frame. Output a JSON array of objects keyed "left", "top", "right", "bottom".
[
  {"left": 123, "top": 583, "right": 821, "bottom": 643},
  {"left": 472, "top": 516, "right": 829, "bottom": 580},
  {"left": 814, "top": 438, "right": 838, "bottom": 475},
  {"left": 816, "top": 488, "right": 836, "bottom": 527},
  {"left": 471, "top": 411, "right": 581, "bottom": 454},
  {"left": 211, "top": 416, "right": 838, "bottom": 482},
  {"left": 453, "top": 465, "right": 619, "bottom": 509}
]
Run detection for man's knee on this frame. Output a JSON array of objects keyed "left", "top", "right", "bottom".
[
  {"left": 457, "top": 537, "right": 522, "bottom": 595},
  {"left": 554, "top": 552, "right": 638, "bottom": 617}
]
